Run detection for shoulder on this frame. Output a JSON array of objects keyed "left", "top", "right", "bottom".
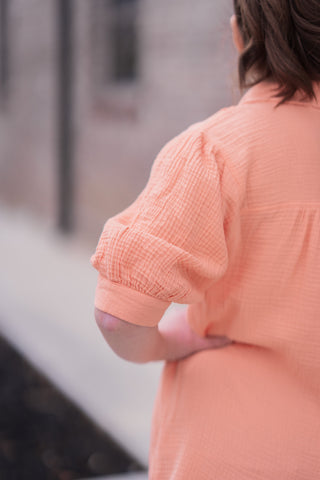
[
  {"left": 162, "top": 100, "right": 275, "bottom": 160},
  {"left": 202, "top": 101, "right": 277, "bottom": 152},
  {"left": 156, "top": 106, "right": 239, "bottom": 168},
  {"left": 153, "top": 104, "right": 251, "bottom": 191},
  {"left": 155, "top": 100, "right": 276, "bottom": 207}
]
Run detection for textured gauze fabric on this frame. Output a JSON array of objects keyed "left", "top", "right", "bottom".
[{"left": 90, "top": 80, "right": 320, "bottom": 479}]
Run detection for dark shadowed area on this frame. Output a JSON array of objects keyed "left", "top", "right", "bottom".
[{"left": 0, "top": 334, "right": 144, "bottom": 479}]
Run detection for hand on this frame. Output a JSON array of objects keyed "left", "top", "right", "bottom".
[{"left": 158, "top": 308, "right": 234, "bottom": 362}]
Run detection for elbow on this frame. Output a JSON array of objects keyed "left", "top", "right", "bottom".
[
  {"left": 94, "top": 307, "right": 123, "bottom": 332},
  {"left": 94, "top": 307, "right": 150, "bottom": 364},
  {"left": 93, "top": 307, "right": 158, "bottom": 364}
]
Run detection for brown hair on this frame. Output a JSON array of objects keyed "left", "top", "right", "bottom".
[{"left": 233, "top": 0, "right": 320, "bottom": 106}]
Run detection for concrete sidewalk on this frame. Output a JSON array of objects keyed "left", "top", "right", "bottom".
[{"left": 0, "top": 204, "right": 185, "bottom": 467}]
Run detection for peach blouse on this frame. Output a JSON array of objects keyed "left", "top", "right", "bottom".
[{"left": 91, "top": 80, "right": 320, "bottom": 479}]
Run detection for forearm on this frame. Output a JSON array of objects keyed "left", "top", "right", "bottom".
[
  {"left": 95, "top": 308, "right": 163, "bottom": 363},
  {"left": 95, "top": 307, "right": 233, "bottom": 363}
]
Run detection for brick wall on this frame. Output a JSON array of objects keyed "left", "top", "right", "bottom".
[{"left": 0, "top": 0, "right": 240, "bottom": 244}]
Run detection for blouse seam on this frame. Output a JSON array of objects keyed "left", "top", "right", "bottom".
[
  {"left": 211, "top": 143, "right": 242, "bottom": 204},
  {"left": 240, "top": 201, "right": 320, "bottom": 215}
]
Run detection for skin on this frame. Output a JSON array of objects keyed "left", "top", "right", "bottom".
[
  {"left": 95, "top": 307, "right": 234, "bottom": 364},
  {"left": 94, "top": 16, "right": 244, "bottom": 364},
  {"left": 230, "top": 13, "right": 245, "bottom": 54}
]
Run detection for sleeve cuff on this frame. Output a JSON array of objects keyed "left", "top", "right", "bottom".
[{"left": 94, "top": 273, "right": 171, "bottom": 327}]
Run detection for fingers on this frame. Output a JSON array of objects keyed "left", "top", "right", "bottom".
[{"left": 205, "top": 335, "right": 234, "bottom": 349}]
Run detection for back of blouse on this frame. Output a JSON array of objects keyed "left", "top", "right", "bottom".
[
  {"left": 91, "top": 79, "right": 320, "bottom": 477},
  {"left": 187, "top": 80, "right": 320, "bottom": 398},
  {"left": 91, "top": 79, "right": 320, "bottom": 391},
  {"left": 176, "top": 80, "right": 320, "bottom": 478}
]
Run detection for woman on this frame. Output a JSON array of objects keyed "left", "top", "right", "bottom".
[{"left": 91, "top": 1, "right": 320, "bottom": 478}]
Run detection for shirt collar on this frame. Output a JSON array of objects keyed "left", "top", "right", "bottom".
[{"left": 239, "top": 79, "right": 320, "bottom": 108}]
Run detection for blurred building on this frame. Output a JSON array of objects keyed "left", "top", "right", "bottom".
[{"left": 0, "top": 0, "right": 238, "bottom": 243}]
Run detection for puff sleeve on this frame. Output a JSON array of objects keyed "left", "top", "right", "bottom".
[{"left": 90, "top": 126, "right": 230, "bottom": 327}]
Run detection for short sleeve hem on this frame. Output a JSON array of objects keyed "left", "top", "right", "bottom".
[{"left": 94, "top": 273, "right": 171, "bottom": 327}]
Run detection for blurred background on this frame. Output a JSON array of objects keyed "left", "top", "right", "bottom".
[{"left": 0, "top": 0, "right": 239, "bottom": 478}]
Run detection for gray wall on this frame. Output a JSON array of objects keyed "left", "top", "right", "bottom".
[{"left": 0, "top": 0, "right": 239, "bottom": 243}]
